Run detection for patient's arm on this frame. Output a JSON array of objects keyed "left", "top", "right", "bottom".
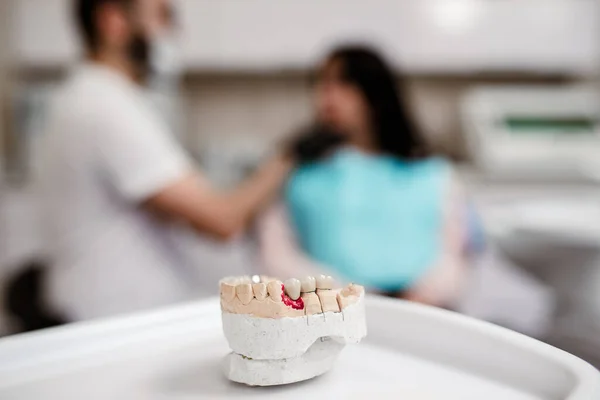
[
  {"left": 403, "top": 172, "right": 468, "bottom": 307},
  {"left": 257, "top": 202, "right": 328, "bottom": 280}
]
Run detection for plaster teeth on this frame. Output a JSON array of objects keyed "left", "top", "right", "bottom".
[
  {"left": 337, "top": 291, "right": 350, "bottom": 310},
  {"left": 317, "top": 289, "right": 340, "bottom": 313},
  {"left": 300, "top": 276, "right": 316, "bottom": 293},
  {"left": 340, "top": 283, "right": 365, "bottom": 298},
  {"left": 302, "top": 292, "right": 323, "bottom": 316},
  {"left": 267, "top": 280, "right": 283, "bottom": 302},
  {"left": 236, "top": 283, "right": 253, "bottom": 305},
  {"left": 220, "top": 282, "right": 236, "bottom": 302},
  {"left": 284, "top": 278, "right": 301, "bottom": 300},
  {"left": 220, "top": 276, "right": 363, "bottom": 318},
  {"left": 337, "top": 284, "right": 365, "bottom": 310},
  {"left": 252, "top": 283, "right": 267, "bottom": 300},
  {"left": 316, "top": 275, "right": 334, "bottom": 290}
]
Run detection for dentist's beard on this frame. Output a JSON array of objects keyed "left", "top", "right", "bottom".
[{"left": 127, "top": 34, "right": 152, "bottom": 82}]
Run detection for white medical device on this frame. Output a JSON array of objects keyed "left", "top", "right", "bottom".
[{"left": 462, "top": 86, "right": 600, "bottom": 181}]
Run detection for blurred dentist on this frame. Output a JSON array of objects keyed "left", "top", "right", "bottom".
[{"left": 38, "top": 0, "right": 302, "bottom": 321}]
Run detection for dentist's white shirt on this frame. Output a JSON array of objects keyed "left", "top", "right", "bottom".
[{"left": 39, "top": 63, "right": 195, "bottom": 321}]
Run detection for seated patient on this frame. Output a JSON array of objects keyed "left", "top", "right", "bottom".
[{"left": 259, "top": 46, "right": 468, "bottom": 307}]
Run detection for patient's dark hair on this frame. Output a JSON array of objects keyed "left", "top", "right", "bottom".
[
  {"left": 324, "top": 45, "right": 428, "bottom": 160},
  {"left": 75, "top": 0, "right": 133, "bottom": 51}
]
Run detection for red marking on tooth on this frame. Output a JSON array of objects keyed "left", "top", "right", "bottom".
[{"left": 281, "top": 283, "right": 304, "bottom": 310}]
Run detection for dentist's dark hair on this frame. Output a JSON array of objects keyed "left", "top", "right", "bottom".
[
  {"left": 74, "top": 0, "right": 133, "bottom": 51},
  {"left": 324, "top": 45, "right": 428, "bottom": 159}
]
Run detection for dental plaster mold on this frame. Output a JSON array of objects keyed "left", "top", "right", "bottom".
[{"left": 220, "top": 275, "right": 367, "bottom": 386}]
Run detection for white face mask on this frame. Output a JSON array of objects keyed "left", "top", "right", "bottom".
[
  {"left": 146, "top": 36, "right": 184, "bottom": 138},
  {"left": 150, "top": 35, "right": 183, "bottom": 81}
]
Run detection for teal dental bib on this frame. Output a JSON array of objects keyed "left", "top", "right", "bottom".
[{"left": 285, "top": 149, "right": 449, "bottom": 291}]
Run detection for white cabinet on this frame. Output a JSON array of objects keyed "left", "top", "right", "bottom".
[
  {"left": 13, "top": 0, "right": 600, "bottom": 74},
  {"left": 13, "top": 0, "right": 79, "bottom": 67}
]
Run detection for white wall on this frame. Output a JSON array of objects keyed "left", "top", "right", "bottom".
[
  {"left": 0, "top": 0, "right": 15, "bottom": 335},
  {"left": 13, "top": 0, "right": 600, "bottom": 74},
  {"left": 179, "top": 0, "right": 600, "bottom": 74},
  {"left": 13, "top": 0, "right": 77, "bottom": 69},
  {"left": 0, "top": 1, "right": 12, "bottom": 178}
]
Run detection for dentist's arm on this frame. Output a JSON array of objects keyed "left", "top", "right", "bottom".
[
  {"left": 142, "top": 126, "right": 344, "bottom": 241},
  {"left": 145, "top": 154, "right": 293, "bottom": 241},
  {"left": 98, "top": 101, "right": 340, "bottom": 242}
]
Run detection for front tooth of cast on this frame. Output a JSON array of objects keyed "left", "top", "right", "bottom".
[
  {"left": 336, "top": 291, "right": 350, "bottom": 310},
  {"left": 220, "top": 282, "right": 236, "bottom": 302},
  {"left": 300, "top": 276, "right": 316, "bottom": 293},
  {"left": 284, "top": 278, "right": 301, "bottom": 300},
  {"left": 302, "top": 292, "right": 323, "bottom": 315},
  {"left": 236, "top": 283, "right": 253, "bottom": 305},
  {"left": 252, "top": 282, "right": 268, "bottom": 300},
  {"left": 318, "top": 289, "right": 340, "bottom": 312},
  {"left": 337, "top": 283, "right": 364, "bottom": 309},
  {"left": 316, "top": 275, "right": 334, "bottom": 290},
  {"left": 267, "top": 280, "right": 283, "bottom": 302},
  {"left": 341, "top": 283, "right": 364, "bottom": 297}
]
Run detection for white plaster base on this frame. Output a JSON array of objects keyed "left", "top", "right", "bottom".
[
  {"left": 221, "top": 294, "right": 366, "bottom": 386},
  {"left": 221, "top": 294, "right": 366, "bottom": 360},
  {"left": 223, "top": 338, "right": 345, "bottom": 386}
]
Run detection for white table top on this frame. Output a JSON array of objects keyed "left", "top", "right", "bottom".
[{"left": 0, "top": 297, "right": 598, "bottom": 399}]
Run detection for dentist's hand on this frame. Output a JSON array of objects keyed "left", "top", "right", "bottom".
[{"left": 286, "top": 124, "right": 347, "bottom": 164}]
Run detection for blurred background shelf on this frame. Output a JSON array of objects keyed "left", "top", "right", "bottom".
[{"left": 11, "top": 0, "right": 600, "bottom": 76}]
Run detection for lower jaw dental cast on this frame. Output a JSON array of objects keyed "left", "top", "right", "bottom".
[{"left": 219, "top": 275, "right": 367, "bottom": 386}]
